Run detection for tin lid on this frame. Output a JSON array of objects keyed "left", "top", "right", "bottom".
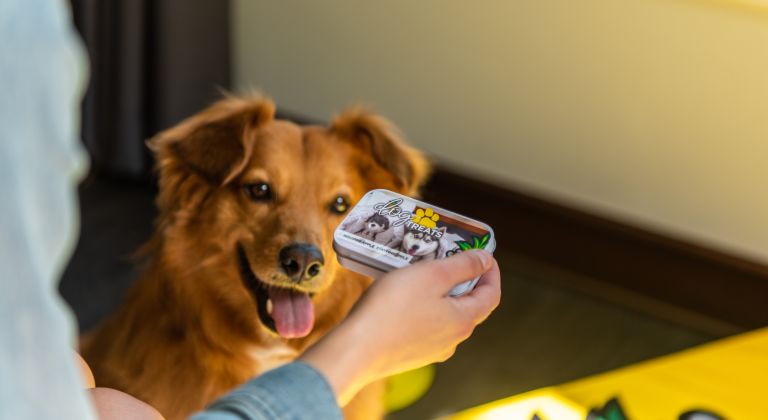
[{"left": 333, "top": 189, "right": 495, "bottom": 274}]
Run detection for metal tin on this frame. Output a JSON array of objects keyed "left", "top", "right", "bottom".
[{"left": 333, "top": 189, "right": 496, "bottom": 296}]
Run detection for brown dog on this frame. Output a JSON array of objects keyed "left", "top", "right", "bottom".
[{"left": 81, "top": 94, "right": 430, "bottom": 420}]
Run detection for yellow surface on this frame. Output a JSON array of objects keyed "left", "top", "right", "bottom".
[
  {"left": 449, "top": 388, "right": 587, "bottom": 420},
  {"left": 450, "top": 327, "right": 768, "bottom": 419}
]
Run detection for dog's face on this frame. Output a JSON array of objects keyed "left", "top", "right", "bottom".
[
  {"left": 366, "top": 221, "right": 385, "bottom": 233},
  {"left": 365, "top": 215, "right": 389, "bottom": 234},
  {"left": 149, "top": 95, "right": 428, "bottom": 341},
  {"left": 401, "top": 228, "right": 445, "bottom": 257}
]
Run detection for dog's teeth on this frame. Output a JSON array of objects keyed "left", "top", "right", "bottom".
[{"left": 266, "top": 298, "right": 273, "bottom": 315}]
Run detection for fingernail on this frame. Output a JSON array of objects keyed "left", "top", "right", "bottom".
[{"left": 471, "top": 249, "right": 492, "bottom": 270}]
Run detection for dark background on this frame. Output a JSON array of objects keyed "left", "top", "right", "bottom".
[{"left": 71, "top": 0, "right": 230, "bottom": 179}]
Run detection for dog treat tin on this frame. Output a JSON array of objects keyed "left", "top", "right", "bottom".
[{"left": 333, "top": 189, "right": 496, "bottom": 296}]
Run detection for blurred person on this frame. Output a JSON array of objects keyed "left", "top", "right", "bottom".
[{"left": 0, "top": 1, "right": 501, "bottom": 419}]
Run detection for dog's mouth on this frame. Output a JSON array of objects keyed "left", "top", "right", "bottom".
[
  {"left": 407, "top": 246, "right": 419, "bottom": 256},
  {"left": 236, "top": 245, "right": 315, "bottom": 339}
]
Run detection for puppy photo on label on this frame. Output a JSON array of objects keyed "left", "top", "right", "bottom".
[
  {"left": 400, "top": 226, "right": 447, "bottom": 262},
  {"left": 354, "top": 213, "right": 391, "bottom": 243},
  {"left": 340, "top": 207, "right": 401, "bottom": 248}
]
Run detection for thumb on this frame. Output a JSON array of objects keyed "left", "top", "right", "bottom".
[
  {"left": 454, "top": 259, "right": 501, "bottom": 323},
  {"left": 407, "top": 249, "right": 494, "bottom": 292}
]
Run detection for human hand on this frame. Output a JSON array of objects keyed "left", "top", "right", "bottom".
[
  {"left": 76, "top": 352, "right": 165, "bottom": 419},
  {"left": 300, "top": 250, "right": 501, "bottom": 404}
]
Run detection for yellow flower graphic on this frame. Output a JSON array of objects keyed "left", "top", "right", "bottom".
[{"left": 412, "top": 208, "right": 440, "bottom": 228}]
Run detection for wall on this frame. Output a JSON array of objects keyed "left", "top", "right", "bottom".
[{"left": 232, "top": 0, "right": 768, "bottom": 263}]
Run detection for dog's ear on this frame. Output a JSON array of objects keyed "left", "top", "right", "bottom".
[
  {"left": 331, "top": 108, "right": 430, "bottom": 195},
  {"left": 149, "top": 97, "right": 276, "bottom": 186}
]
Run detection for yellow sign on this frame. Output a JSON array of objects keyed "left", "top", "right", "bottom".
[{"left": 449, "top": 328, "right": 768, "bottom": 419}]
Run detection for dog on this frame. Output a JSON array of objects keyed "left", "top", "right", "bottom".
[
  {"left": 80, "top": 94, "right": 429, "bottom": 420},
  {"left": 400, "top": 226, "right": 447, "bottom": 262},
  {"left": 340, "top": 210, "right": 400, "bottom": 247},
  {"left": 354, "top": 213, "right": 391, "bottom": 243}
]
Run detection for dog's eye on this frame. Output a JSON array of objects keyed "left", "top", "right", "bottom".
[
  {"left": 244, "top": 183, "right": 273, "bottom": 201},
  {"left": 329, "top": 196, "right": 350, "bottom": 214}
]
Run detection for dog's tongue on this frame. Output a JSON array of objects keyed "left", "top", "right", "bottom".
[{"left": 268, "top": 288, "right": 314, "bottom": 338}]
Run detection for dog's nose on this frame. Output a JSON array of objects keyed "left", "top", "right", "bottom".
[{"left": 279, "top": 243, "right": 324, "bottom": 282}]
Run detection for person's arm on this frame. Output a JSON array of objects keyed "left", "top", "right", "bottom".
[
  {"left": 192, "top": 250, "right": 500, "bottom": 419},
  {"left": 189, "top": 362, "right": 342, "bottom": 420},
  {"left": 0, "top": 1, "right": 98, "bottom": 419}
]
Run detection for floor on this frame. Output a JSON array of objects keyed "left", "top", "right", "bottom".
[{"left": 60, "top": 177, "right": 718, "bottom": 419}]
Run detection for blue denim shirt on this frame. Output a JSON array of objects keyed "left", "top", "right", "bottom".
[
  {"left": 191, "top": 362, "right": 343, "bottom": 420},
  {"left": 1, "top": 1, "right": 342, "bottom": 419}
]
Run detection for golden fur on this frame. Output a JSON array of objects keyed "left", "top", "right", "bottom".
[{"left": 81, "top": 94, "right": 430, "bottom": 419}]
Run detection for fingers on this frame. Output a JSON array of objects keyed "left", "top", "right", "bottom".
[
  {"left": 88, "top": 388, "right": 166, "bottom": 420},
  {"left": 75, "top": 351, "right": 95, "bottom": 388},
  {"left": 407, "top": 249, "right": 494, "bottom": 291},
  {"left": 455, "top": 259, "right": 501, "bottom": 323}
]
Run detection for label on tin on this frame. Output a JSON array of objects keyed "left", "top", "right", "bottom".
[{"left": 334, "top": 189, "right": 494, "bottom": 273}]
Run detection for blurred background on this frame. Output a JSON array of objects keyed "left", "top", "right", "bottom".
[{"left": 60, "top": 0, "right": 768, "bottom": 418}]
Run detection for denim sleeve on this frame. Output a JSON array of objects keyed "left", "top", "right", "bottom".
[{"left": 189, "top": 362, "right": 343, "bottom": 420}]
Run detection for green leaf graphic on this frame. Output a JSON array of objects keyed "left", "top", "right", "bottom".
[
  {"left": 455, "top": 241, "right": 472, "bottom": 251},
  {"left": 586, "top": 397, "right": 628, "bottom": 420},
  {"left": 479, "top": 233, "right": 491, "bottom": 248}
]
